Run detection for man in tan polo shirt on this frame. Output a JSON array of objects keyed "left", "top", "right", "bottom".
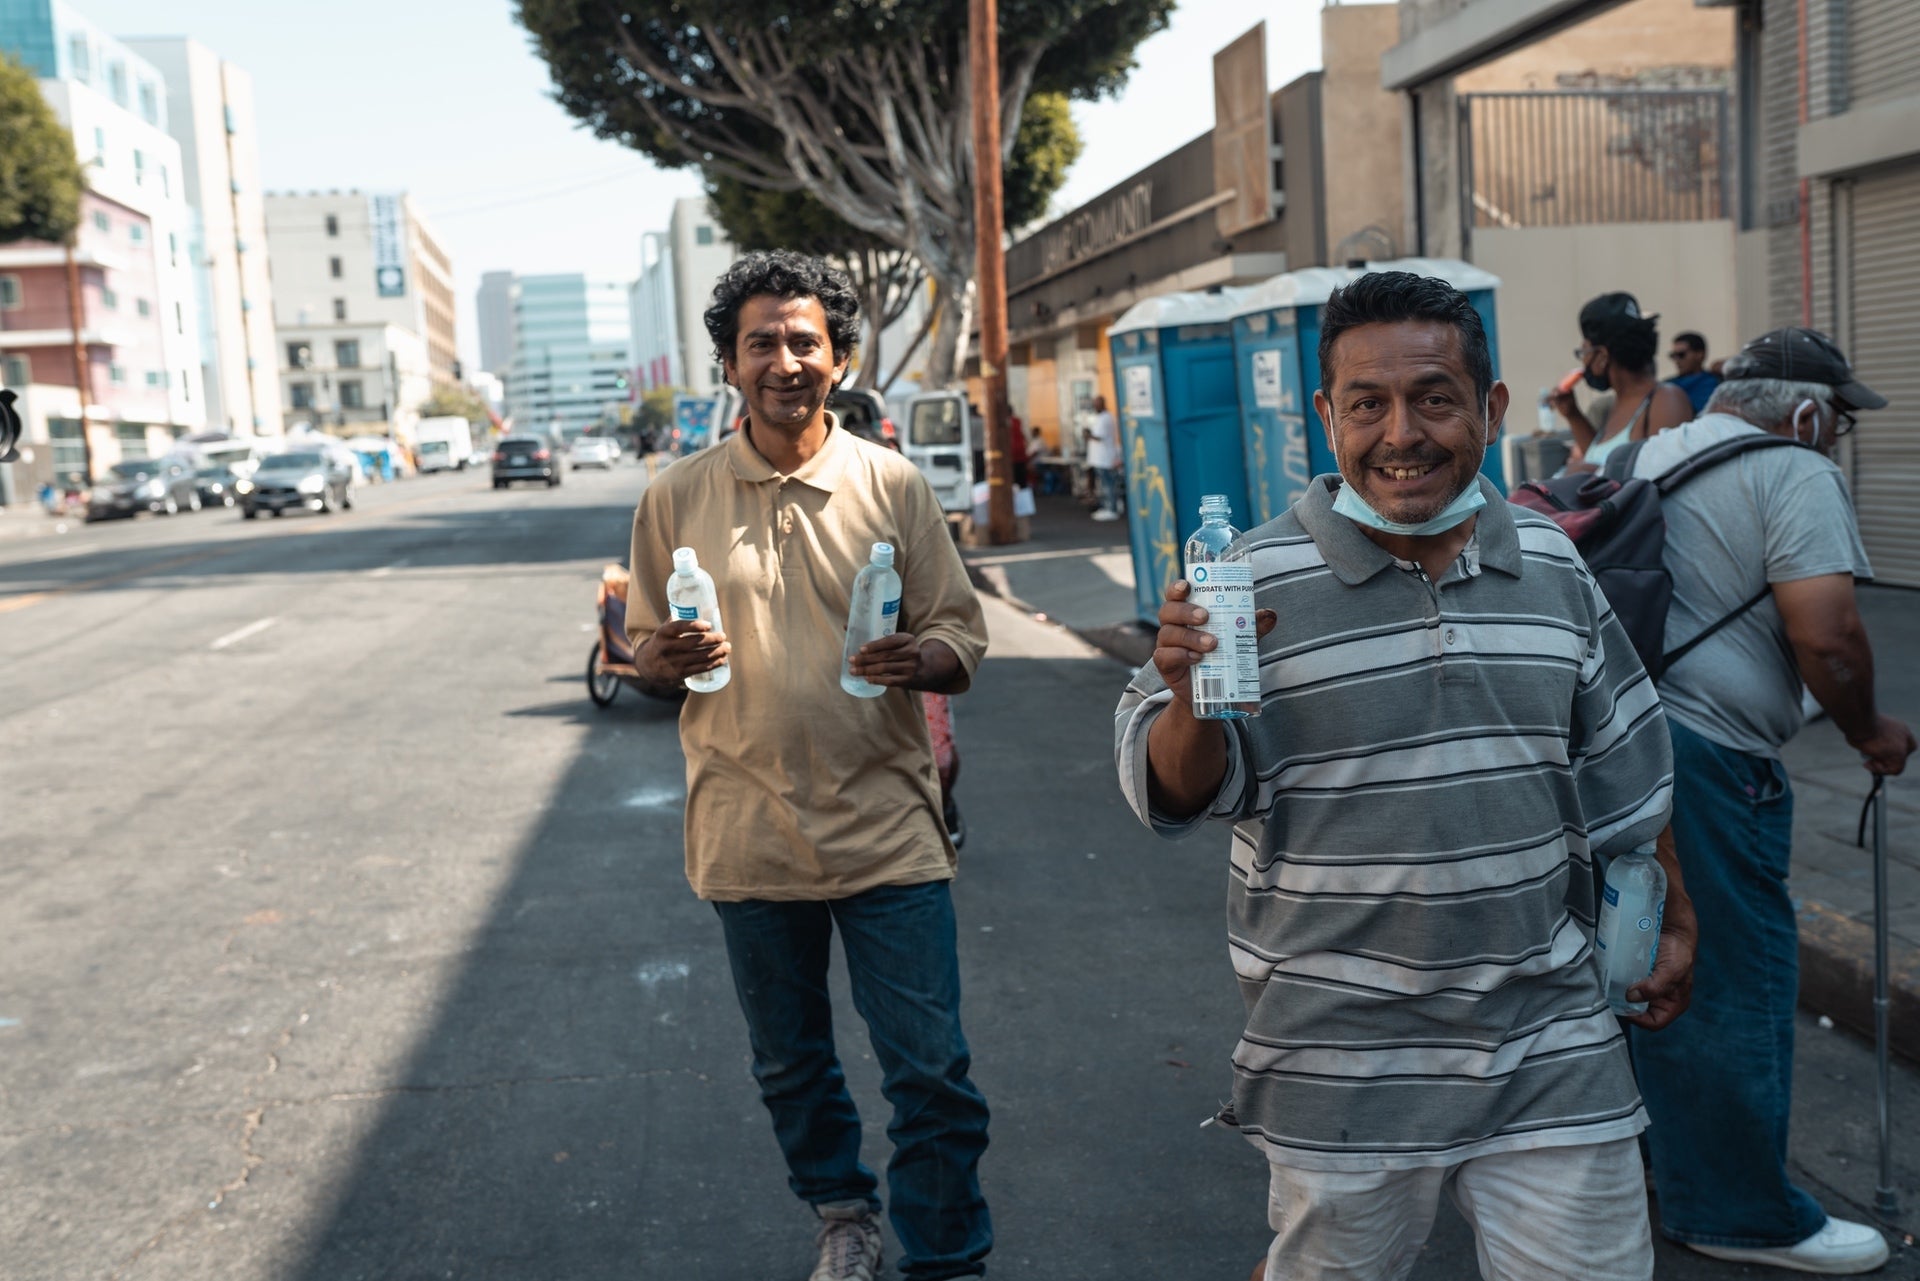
[{"left": 627, "top": 251, "right": 991, "bottom": 1281}]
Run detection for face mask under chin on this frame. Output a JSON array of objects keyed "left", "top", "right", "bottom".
[{"left": 1582, "top": 364, "right": 1611, "bottom": 393}]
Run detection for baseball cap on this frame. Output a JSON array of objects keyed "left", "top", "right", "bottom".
[
  {"left": 1722, "top": 327, "right": 1887, "bottom": 410},
  {"left": 1579, "top": 292, "right": 1656, "bottom": 346}
]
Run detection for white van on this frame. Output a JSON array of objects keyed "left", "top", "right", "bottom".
[
  {"left": 901, "top": 390, "right": 973, "bottom": 513},
  {"left": 186, "top": 436, "right": 275, "bottom": 480}
]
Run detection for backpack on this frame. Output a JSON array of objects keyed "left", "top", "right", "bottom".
[{"left": 1507, "top": 434, "right": 1809, "bottom": 681}]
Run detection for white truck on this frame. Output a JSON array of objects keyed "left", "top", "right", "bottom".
[{"left": 413, "top": 417, "right": 476, "bottom": 473}]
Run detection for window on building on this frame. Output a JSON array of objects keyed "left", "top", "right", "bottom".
[
  {"left": 334, "top": 339, "right": 360, "bottom": 368},
  {"left": 223, "top": 105, "right": 237, "bottom": 134},
  {"left": 3, "top": 354, "right": 29, "bottom": 385},
  {"left": 332, "top": 298, "right": 346, "bottom": 321},
  {"left": 290, "top": 382, "right": 314, "bottom": 410},
  {"left": 115, "top": 422, "right": 146, "bottom": 458},
  {"left": 160, "top": 166, "right": 169, "bottom": 198},
  {"left": 339, "top": 379, "right": 365, "bottom": 409},
  {"left": 136, "top": 298, "right": 150, "bottom": 317},
  {"left": 181, "top": 370, "right": 190, "bottom": 401},
  {"left": 138, "top": 81, "right": 158, "bottom": 125},
  {"left": 168, "top": 233, "right": 178, "bottom": 267},
  {"left": 101, "top": 287, "right": 118, "bottom": 310},
  {"left": 132, "top": 149, "right": 144, "bottom": 184},
  {"left": 68, "top": 35, "right": 90, "bottom": 82},
  {"left": 145, "top": 371, "right": 162, "bottom": 387},
  {"left": 129, "top": 223, "right": 144, "bottom": 245},
  {"left": 92, "top": 126, "right": 105, "bottom": 164},
  {"left": 109, "top": 363, "right": 127, "bottom": 385},
  {"left": 329, "top": 256, "right": 342, "bottom": 279},
  {"left": 695, "top": 225, "right": 715, "bottom": 246},
  {"left": 108, "top": 62, "right": 127, "bottom": 107},
  {"left": 49, "top": 418, "right": 86, "bottom": 474},
  {"left": 175, "top": 302, "right": 184, "bottom": 334},
  {"left": 325, "top": 214, "right": 339, "bottom": 237},
  {"left": 287, "top": 341, "right": 312, "bottom": 369},
  {"left": 93, "top": 210, "right": 110, "bottom": 233},
  {"left": 0, "top": 276, "right": 19, "bottom": 310}
]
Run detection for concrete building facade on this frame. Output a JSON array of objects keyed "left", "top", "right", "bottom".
[
  {"left": 629, "top": 232, "right": 680, "bottom": 392},
  {"left": 263, "top": 190, "right": 455, "bottom": 434},
  {"left": 475, "top": 269, "right": 514, "bottom": 378},
  {"left": 504, "top": 274, "right": 632, "bottom": 438},
  {"left": 0, "top": 0, "right": 208, "bottom": 497},
  {"left": 124, "top": 36, "right": 280, "bottom": 438}
]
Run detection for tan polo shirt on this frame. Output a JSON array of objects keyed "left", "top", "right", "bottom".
[{"left": 627, "top": 416, "right": 989, "bottom": 901}]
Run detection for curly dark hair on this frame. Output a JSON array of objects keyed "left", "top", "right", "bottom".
[
  {"left": 703, "top": 250, "right": 861, "bottom": 379},
  {"left": 1318, "top": 270, "right": 1493, "bottom": 403}
]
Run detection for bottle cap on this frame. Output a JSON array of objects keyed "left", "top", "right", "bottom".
[
  {"left": 1200, "top": 494, "right": 1231, "bottom": 516},
  {"left": 870, "top": 542, "right": 895, "bottom": 566},
  {"left": 672, "top": 547, "right": 698, "bottom": 574}
]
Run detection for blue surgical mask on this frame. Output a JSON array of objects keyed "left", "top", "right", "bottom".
[{"left": 1332, "top": 476, "right": 1487, "bottom": 536}]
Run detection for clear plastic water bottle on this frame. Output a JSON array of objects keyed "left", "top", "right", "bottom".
[
  {"left": 1183, "top": 495, "right": 1260, "bottom": 720},
  {"left": 842, "top": 542, "right": 903, "bottom": 698},
  {"left": 1537, "top": 387, "right": 1558, "bottom": 436},
  {"left": 667, "top": 546, "right": 730, "bottom": 694},
  {"left": 1595, "top": 842, "right": 1666, "bottom": 1014}
]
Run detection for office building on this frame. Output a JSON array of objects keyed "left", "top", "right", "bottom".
[
  {"left": 504, "top": 273, "right": 632, "bottom": 437},
  {"left": 263, "top": 190, "right": 455, "bottom": 432}
]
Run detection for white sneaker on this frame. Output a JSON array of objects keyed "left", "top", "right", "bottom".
[
  {"left": 1687, "top": 1216, "right": 1890, "bottom": 1274},
  {"left": 809, "top": 1205, "right": 883, "bottom": 1281},
  {"left": 1091, "top": 508, "right": 1120, "bottom": 522}
]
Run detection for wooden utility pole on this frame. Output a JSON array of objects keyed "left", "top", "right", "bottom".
[
  {"left": 63, "top": 236, "right": 95, "bottom": 484},
  {"left": 968, "top": 0, "right": 1017, "bottom": 544}
]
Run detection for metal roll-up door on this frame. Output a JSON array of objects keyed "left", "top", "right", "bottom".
[{"left": 1849, "top": 162, "right": 1920, "bottom": 587}]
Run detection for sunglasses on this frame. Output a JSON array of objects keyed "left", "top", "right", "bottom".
[{"left": 1835, "top": 407, "right": 1858, "bottom": 438}]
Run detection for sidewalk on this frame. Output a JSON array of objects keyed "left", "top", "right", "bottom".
[{"left": 964, "top": 492, "right": 1920, "bottom": 1059}]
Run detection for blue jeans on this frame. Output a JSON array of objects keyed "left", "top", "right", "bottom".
[
  {"left": 1629, "top": 719, "right": 1827, "bottom": 1248},
  {"left": 713, "top": 880, "right": 992, "bottom": 1279},
  {"left": 1097, "top": 466, "right": 1121, "bottom": 512}
]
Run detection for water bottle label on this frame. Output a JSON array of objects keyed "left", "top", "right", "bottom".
[
  {"left": 882, "top": 596, "right": 901, "bottom": 621},
  {"left": 1185, "top": 560, "right": 1260, "bottom": 703},
  {"left": 1602, "top": 883, "right": 1620, "bottom": 906},
  {"left": 671, "top": 605, "right": 698, "bottom": 620}
]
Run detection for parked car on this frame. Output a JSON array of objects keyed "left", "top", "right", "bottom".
[
  {"left": 194, "top": 464, "right": 242, "bottom": 508},
  {"left": 86, "top": 457, "right": 201, "bottom": 521},
  {"left": 828, "top": 386, "right": 899, "bottom": 449},
  {"left": 569, "top": 436, "right": 617, "bottom": 470},
  {"left": 492, "top": 435, "right": 561, "bottom": 488},
  {"left": 238, "top": 449, "right": 356, "bottom": 518}
]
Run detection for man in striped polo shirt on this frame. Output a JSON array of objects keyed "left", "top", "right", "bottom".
[{"left": 1115, "top": 271, "right": 1693, "bottom": 1280}]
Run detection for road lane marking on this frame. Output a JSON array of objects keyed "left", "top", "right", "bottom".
[
  {"left": 210, "top": 617, "right": 278, "bottom": 650},
  {"left": 369, "top": 558, "right": 411, "bottom": 578}
]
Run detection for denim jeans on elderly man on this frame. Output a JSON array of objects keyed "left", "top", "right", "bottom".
[
  {"left": 1629, "top": 718, "right": 1828, "bottom": 1249},
  {"left": 713, "top": 879, "right": 993, "bottom": 1280}
]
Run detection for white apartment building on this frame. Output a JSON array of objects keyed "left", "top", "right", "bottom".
[
  {"left": 504, "top": 274, "right": 632, "bottom": 437},
  {"left": 0, "top": 2, "right": 208, "bottom": 449},
  {"left": 125, "top": 36, "right": 279, "bottom": 437},
  {"left": 626, "top": 197, "right": 734, "bottom": 396},
  {"left": 264, "top": 190, "right": 455, "bottom": 433}
]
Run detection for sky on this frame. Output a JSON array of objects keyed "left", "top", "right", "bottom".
[{"left": 73, "top": 0, "right": 1326, "bottom": 372}]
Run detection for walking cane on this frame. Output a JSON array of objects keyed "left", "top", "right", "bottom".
[{"left": 1862, "top": 775, "right": 1899, "bottom": 1218}]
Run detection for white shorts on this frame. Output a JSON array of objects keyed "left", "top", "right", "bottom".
[{"left": 1264, "top": 1139, "right": 1653, "bottom": 1281}]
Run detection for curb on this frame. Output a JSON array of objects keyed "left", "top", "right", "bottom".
[
  {"left": 1797, "top": 899, "right": 1920, "bottom": 1064},
  {"left": 963, "top": 552, "right": 1920, "bottom": 1065}
]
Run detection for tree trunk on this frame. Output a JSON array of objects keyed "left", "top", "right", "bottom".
[{"left": 923, "top": 274, "right": 974, "bottom": 391}]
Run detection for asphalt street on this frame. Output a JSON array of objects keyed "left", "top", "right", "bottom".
[{"left": 2, "top": 462, "right": 1917, "bottom": 1279}]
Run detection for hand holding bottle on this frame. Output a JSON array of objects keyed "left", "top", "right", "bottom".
[{"left": 1153, "top": 578, "right": 1276, "bottom": 711}]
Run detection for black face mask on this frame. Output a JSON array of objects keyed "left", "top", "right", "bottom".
[{"left": 1581, "top": 357, "right": 1611, "bottom": 393}]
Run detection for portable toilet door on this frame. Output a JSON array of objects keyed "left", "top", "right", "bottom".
[
  {"left": 1107, "top": 324, "right": 1180, "bottom": 625},
  {"left": 1108, "top": 288, "right": 1254, "bottom": 624},
  {"left": 1230, "top": 267, "right": 1357, "bottom": 524}
]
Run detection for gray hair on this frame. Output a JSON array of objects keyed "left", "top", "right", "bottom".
[{"left": 1703, "top": 376, "right": 1833, "bottom": 428}]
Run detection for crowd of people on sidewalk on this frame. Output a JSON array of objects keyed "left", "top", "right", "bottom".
[{"left": 626, "top": 249, "right": 1912, "bottom": 1281}]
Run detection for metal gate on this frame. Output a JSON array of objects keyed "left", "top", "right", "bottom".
[
  {"left": 1460, "top": 91, "right": 1729, "bottom": 234},
  {"left": 1849, "top": 161, "right": 1920, "bottom": 587}
]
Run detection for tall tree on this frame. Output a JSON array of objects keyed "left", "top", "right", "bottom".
[
  {"left": 0, "top": 51, "right": 87, "bottom": 477},
  {"left": 517, "top": 0, "right": 1167, "bottom": 387},
  {"left": 702, "top": 91, "right": 1080, "bottom": 391}
]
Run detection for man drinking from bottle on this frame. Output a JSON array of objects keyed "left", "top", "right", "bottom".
[{"left": 1114, "top": 270, "right": 1693, "bottom": 1281}]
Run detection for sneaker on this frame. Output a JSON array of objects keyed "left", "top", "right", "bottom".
[
  {"left": 1686, "top": 1217, "right": 1890, "bottom": 1274},
  {"left": 809, "top": 1206, "right": 883, "bottom": 1281},
  {"left": 1091, "top": 508, "right": 1120, "bottom": 522}
]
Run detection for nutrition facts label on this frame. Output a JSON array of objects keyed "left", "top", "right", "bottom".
[{"left": 1185, "top": 560, "right": 1261, "bottom": 704}]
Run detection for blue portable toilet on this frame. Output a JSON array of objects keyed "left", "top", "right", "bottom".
[
  {"left": 1229, "top": 267, "right": 1358, "bottom": 525},
  {"left": 1230, "top": 258, "right": 1507, "bottom": 520},
  {"left": 1107, "top": 288, "right": 1254, "bottom": 624}
]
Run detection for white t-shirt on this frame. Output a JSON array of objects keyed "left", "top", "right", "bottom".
[{"left": 1086, "top": 410, "right": 1119, "bottom": 470}]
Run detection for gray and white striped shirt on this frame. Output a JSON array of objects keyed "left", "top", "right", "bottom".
[{"left": 1116, "top": 476, "right": 1673, "bottom": 1171}]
